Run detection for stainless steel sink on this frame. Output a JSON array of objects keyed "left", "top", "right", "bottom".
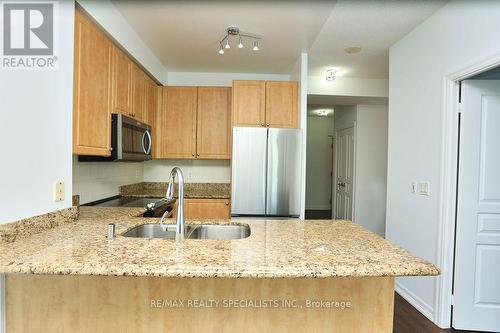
[
  {"left": 122, "top": 223, "right": 250, "bottom": 240},
  {"left": 188, "top": 224, "right": 251, "bottom": 240}
]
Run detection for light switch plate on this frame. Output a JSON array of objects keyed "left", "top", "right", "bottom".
[
  {"left": 411, "top": 182, "right": 417, "bottom": 194},
  {"left": 54, "top": 181, "right": 65, "bottom": 202},
  {"left": 418, "top": 182, "right": 430, "bottom": 196}
]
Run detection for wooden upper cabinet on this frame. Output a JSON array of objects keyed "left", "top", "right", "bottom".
[
  {"left": 232, "top": 80, "right": 266, "bottom": 127},
  {"left": 131, "top": 64, "right": 148, "bottom": 122},
  {"left": 232, "top": 80, "right": 299, "bottom": 128},
  {"left": 73, "top": 10, "right": 112, "bottom": 157},
  {"left": 111, "top": 46, "right": 132, "bottom": 117},
  {"left": 145, "top": 78, "right": 157, "bottom": 126},
  {"left": 161, "top": 87, "right": 198, "bottom": 158},
  {"left": 196, "top": 87, "right": 231, "bottom": 159},
  {"left": 265, "top": 81, "right": 299, "bottom": 128}
]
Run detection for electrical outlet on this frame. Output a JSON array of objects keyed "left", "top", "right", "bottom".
[
  {"left": 54, "top": 181, "right": 65, "bottom": 202},
  {"left": 411, "top": 182, "right": 417, "bottom": 194},
  {"left": 418, "top": 182, "right": 430, "bottom": 196}
]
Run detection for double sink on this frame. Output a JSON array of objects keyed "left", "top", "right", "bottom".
[{"left": 123, "top": 223, "right": 250, "bottom": 240}]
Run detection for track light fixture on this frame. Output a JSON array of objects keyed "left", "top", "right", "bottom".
[
  {"left": 252, "top": 41, "right": 259, "bottom": 51},
  {"left": 218, "top": 26, "right": 261, "bottom": 55}
]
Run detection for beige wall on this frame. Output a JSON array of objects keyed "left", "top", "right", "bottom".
[{"left": 306, "top": 116, "right": 334, "bottom": 210}]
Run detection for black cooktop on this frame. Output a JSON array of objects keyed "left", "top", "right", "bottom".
[
  {"left": 92, "top": 197, "right": 166, "bottom": 208},
  {"left": 84, "top": 196, "right": 176, "bottom": 218}
]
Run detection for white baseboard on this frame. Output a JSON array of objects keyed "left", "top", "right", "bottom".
[
  {"left": 395, "top": 280, "right": 435, "bottom": 322},
  {"left": 0, "top": 274, "right": 4, "bottom": 333}
]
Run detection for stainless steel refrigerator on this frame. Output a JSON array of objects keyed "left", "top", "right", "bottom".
[{"left": 231, "top": 127, "right": 302, "bottom": 217}]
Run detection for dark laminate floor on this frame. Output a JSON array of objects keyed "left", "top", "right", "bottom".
[
  {"left": 304, "top": 209, "right": 332, "bottom": 219},
  {"left": 393, "top": 293, "right": 487, "bottom": 333}
]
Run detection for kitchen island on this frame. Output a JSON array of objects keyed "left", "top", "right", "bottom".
[{"left": 0, "top": 207, "right": 438, "bottom": 332}]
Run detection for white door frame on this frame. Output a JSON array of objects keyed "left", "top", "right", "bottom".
[
  {"left": 332, "top": 122, "right": 357, "bottom": 221},
  {"left": 436, "top": 53, "right": 500, "bottom": 328}
]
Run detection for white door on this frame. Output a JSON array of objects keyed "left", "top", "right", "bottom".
[
  {"left": 333, "top": 127, "right": 355, "bottom": 220},
  {"left": 453, "top": 80, "right": 500, "bottom": 332}
]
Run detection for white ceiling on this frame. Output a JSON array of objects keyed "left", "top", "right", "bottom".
[
  {"left": 308, "top": 0, "right": 446, "bottom": 79},
  {"left": 112, "top": 0, "right": 446, "bottom": 77},
  {"left": 112, "top": 0, "right": 335, "bottom": 74}
]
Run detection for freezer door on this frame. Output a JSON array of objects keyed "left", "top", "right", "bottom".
[
  {"left": 266, "top": 128, "right": 302, "bottom": 216},
  {"left": 231, "top": 127, "right": 268, "bottom": 215}
]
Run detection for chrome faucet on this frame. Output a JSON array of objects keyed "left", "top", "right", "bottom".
[{"left": 160, "top": 167, "right": 185, "bottom": 242}]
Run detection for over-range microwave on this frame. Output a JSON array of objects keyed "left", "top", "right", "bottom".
[{"left": 79, "top": 113, "right": 152, "bottom": 162}]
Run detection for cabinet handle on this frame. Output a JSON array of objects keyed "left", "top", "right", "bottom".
[
  {"left": 191, "top": 153, "right": 195, "bottom": 157},
  {"left": 197, "top": 154, "right": 200, "bottom": 157},
  {"left": 261, "top": 123, "right": 265, "bottom": 127},
  {"left": 266, "top": 124, "right": 270, "bottom": 127},
  {"left": 225, "top": 201, "right": 229, "bottom": 206}
]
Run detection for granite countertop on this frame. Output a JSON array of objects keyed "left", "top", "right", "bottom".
[
  {"left": 120, "top": 182, "right": 230, "bottom": 199},
  {"left": 0, "top": 207, "right": 439, "bottom": 278}
]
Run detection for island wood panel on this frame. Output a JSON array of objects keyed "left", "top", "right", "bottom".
[
  {"left": 111, "top": 46, "right": 132, "bottom": 117},
  {"left": 265, "top": 81, "right": 299, "bottom": 128},
  {"left": 232, "top": 80, "right": 266, "bottom": 127},
  {"left": 160, "top": 87, "right": 198, "bottom": 158},
  {"left": 73, "top": 10, "right": 112, "bottom": 157},
  {"left": 184, "top": 198, "right": 231, "bottom": 219},
  {"left": 196, "top": 87, "right": 232, "bottom": 159},
  {"left": 6, "top": 275, "right": 394, "bottom": 333}
]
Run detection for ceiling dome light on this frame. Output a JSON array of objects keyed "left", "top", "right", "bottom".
[
  {"left": 225, "top": 39, "right": 231, "bottom": 49},
  {"left": 345, "top": 46, "right": 361, "bottom": 54},
  {"left": 218, "top": 44, "right": 224, "bottom": 55},
  {"left": 238, "top": 36, "right": 244, "bottom": 49},
  {"left": 252, "top": 41, "right": 259, "bottom": 51},
  {"left": 326, "top": 69, "right": 337, "bottom": 81}
]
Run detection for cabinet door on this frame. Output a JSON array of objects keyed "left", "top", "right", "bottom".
[
  {"left": 73, "top": 10, "right": 112, "bottom": 156},
  {"left": 232, "top": 80, "right": 266, "bottom": 127},
  {"left": 196, "top": 87, "right": 231, "bottom": 159},
  {"left": 145, "top": 79, "right": 158, "bottom": 156},
  {"left": 160, "top": 87, "right": 198, "bottom": 159},
  {"left": 152, "top": 86, "right": 162, "bottom": 158},
  {"left": 184, "top": 199, "right": 231, "bottom": 219},
  {"left": 111, "top": 46, "right": 132, "bottom": 117},
  {"left": 145, "top": 78, "right": 157, "bottom": 126},
  {"left": 131, "top": 64, "right": 148, "bottom": 122},
  {"left": 265, "top": 81, "right": 299, "bottom": 128}
]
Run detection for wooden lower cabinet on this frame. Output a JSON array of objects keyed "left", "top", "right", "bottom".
[
  {"left": 172, "top": 198, "right": 231, "bottom": 219},
  {"left": 6, "top": 275, "right": 395, "bottom": 333}
]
